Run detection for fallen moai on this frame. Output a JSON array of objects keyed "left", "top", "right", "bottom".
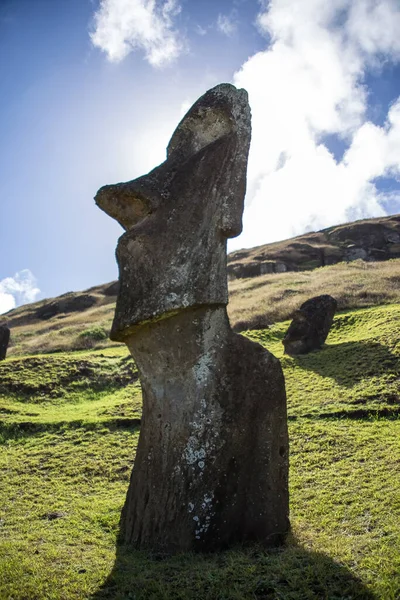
[
  {"left": 95, "top": 83, "right": 289, "bottom": 553},
  {"left": 0, "top": 325, "right": 10, "bottom": 360},
  {"left": 283, "top": 294, "right": 337, "bottom": 355}
]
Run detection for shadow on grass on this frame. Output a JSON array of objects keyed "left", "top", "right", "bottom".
[
  {"left": 0, "top": 418, "right": 141, "bottom": 443},
  {"left": 91, "top": 540, "right": 376, "bottom": 600},
  {"left": 289, "top": 340, "right": 399, "bottom": 387}
]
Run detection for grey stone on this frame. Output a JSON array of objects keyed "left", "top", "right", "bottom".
[
  {"left": 345, "top": 246, "right": 368, "bottom": 261},
  {"left": 260, "top": 262, "right": 274, "bottom": 275},
  {"left": 386, "top": 231, "right": 400, "bottom": 244},
  {"left": 96, "top": 84, "right": 252, "bottom": 340},
  {"left": 227, "top": 260, "right": 279, "bottom": 279},
  {"left": 0, "top": 325, "right": 10, "bottom": 360},
  {"left": 95, "top": 83, "right": 289, "bottom": 553},
  {"left": 275, "top": 262, "right": 287, "bottom": 273},
  {"left": 283, "top": 294, "right": 337, "bottom": 355}
]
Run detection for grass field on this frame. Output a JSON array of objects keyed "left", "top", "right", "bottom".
[{"left": 1, "top": 304, "right": 399, "bottom": 599}]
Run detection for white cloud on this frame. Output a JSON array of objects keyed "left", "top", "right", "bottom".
[
  {"left": 0, "top": 270, "right": 40, "bottom": 315},
  {"left": 179, "top": 99, "right": 192, "bottom": 117},
  {"left": 346, "top": 0, "right": 400, "bottom": 59},
  {"left": 0, "top": 293, "right": 15, "bottom": 315},
  {"left": 90, "top": 0, "right": 183, "bottom": 67},
  {"left": 217, "top": 13, "right": 238, "bottom": 37},
  {"left": 195, "top": 24, "right": 208, "bottom": 37},
  {"left": 231, "top": 0, "right": 400, "bottom": 249}
]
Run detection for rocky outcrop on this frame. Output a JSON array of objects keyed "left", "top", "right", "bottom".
[
  {"left": 228, "top": 214, "right": 400, "bottom": 279},
  {"left": 96, "top": 83, "right": 289, "bottom": 553},
  {"left": 283, "top": 294, "right": 337, "bottom": 355},
  {"left": 0, "top": 325, "right": 10, "bottom": 360},
  {"left": 35, "top": 293, "right": 97, "bottom": 320}
]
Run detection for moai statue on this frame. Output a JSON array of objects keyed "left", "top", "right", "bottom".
[
  {"left": 95, "top": 84, "right": 289, "bottom": 553},
  {"left": 283, "top": 295, "right": 337, "bottom": 355},
  {"left": 0, "top": 325, "right": 10, "bottom": 360}
]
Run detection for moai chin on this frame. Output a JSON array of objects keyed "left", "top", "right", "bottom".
[{"left": 95, "top": 83, "right": 289, "bottom": 553}]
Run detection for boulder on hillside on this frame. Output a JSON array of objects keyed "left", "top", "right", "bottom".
[
  {"left": 283, "top": 294, "right": 337, "bottom": 355},
  {"left": 0, "top": 325, "right": 10, "bottom": 360}
]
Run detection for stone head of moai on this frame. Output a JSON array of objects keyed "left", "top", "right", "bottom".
[
  {"left": 95, "top": 83, "right": 251, "bottom": 340},
  {"left": 95, "top": 83, "right": 289, "bottom": 553}
]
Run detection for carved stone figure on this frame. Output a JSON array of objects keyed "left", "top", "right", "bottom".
[
  {"left": 283, "top": 294, "right": 337, "bottom": 355},
  {"left": 95, "top": 84, "right": 289, "bottom": 553},
  {"left": 0, "top": 325, "right": 10, "bottom": 360}
]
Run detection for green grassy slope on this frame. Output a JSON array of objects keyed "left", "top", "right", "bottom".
[{"left": 1, "top": 305, "right": 399, "bottom": 599}]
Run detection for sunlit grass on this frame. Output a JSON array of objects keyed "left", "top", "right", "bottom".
[{"left": 0, "top": 304, "right": 399, "bottom": 598}]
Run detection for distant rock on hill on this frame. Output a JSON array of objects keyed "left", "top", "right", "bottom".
[{"left": 227, "top": 214, "right": 400, "bottom": 279}]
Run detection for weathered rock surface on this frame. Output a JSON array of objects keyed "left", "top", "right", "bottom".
[
  {"left": 124, "top": 307, "right": 288, "bottom": 551},
  {"left": 96, "top": 84, "right": 252, "bottom": 339},
  {"left": 95, "top": 83, "right": 289, "bottom": 553},
  {"left": 0, "top": 325, "right": 10, "bottom": 360},
  {"left": 283, "top": 294, "right": 337, "bottom": 355}
]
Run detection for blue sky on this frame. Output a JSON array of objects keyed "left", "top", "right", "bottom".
[{"left": 1, "top": 0, "right": 400, "bottom": 313}]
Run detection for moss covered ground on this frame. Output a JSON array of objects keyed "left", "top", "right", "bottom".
[{"left": 1, "top": 304, "right": 399, "bottom": 599}]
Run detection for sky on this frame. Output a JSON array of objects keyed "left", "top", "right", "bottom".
[{"left": 0, "top": 0, "right": 400, "bottom": 313}]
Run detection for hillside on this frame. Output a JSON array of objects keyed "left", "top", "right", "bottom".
[
  {"left": 3, "top": 213, "right": 400, "bottom": 357},
  {"left": 0, "top": 304, "right": 399, "bottom": 598},
  {"left": 2, "top": 259, "right": 400, "bottom": 356},
  {"left": 228, "top": 213, "right": 400, "bottom": 278}
]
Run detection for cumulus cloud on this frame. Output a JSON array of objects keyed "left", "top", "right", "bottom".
[
  {"left": 0, "top": 270, "right": 40, "bottom": 315},
  {"left": 90, "top": 0, "right": 183, "bottom": 66},
  {"left": 232, "top": 0, "right": 400, "bottom": 248}
]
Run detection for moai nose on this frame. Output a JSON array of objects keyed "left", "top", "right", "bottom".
[{"left": 95, "top": 177, "right": 160, "bottom": 230}]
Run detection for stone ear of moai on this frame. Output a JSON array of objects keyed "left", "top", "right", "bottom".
[{"left": 95, "top": 83, "right": 289, "bottom": 553}]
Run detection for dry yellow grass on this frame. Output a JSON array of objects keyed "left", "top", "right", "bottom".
[
  {"left": 8, "top": 302, "right": 117, "bottom": 356},
  {"left": 228, "top": 258, "right": 400, "bottom": 330}
]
